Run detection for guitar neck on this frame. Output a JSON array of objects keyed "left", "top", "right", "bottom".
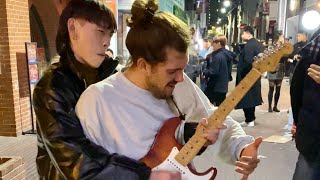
[{"left": 175, "top": 68, "right": 262, "bottom": 166}]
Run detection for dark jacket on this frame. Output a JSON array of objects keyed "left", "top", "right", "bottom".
[
  {"left": 291, "top": 28, "right": 320, "bottom": 164},
  {"left": 204, "top": 48, "right": 232, "bottom": 93},
  {"left": 185, "top": 54, "right": 200, "bottom": 81},
  {"left": 33, "top": 49, "right": 153, "bottom": 180},
  {"left": 235, "top": 38, "right": 264, "bottom": 109}
]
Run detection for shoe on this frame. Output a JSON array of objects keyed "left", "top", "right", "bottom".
[
  {"left": 247, "top": 121, "right": 255, "bottom": 127},
  {"left": 273, "top": 107, "right": 280, "bottom": 112},
  {"left": 268, "top": 107, "right": 272, "bottom": 112},
  {"left": 240, "top": 121, "right": 255, "bottom": 127}
]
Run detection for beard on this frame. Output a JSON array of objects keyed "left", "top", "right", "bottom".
[{"left": 146, "top": 76, "right": 176, "bottom": 99}]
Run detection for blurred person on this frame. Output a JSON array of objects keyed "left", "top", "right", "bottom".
[
  {"left": 76, "top": 1, "right": 262, "bottom": 179},
  {"left": 236, "top": 26, "right": 264, "bottom": 127},
  {"left": 291, "top": 27, "right": 320, "bottom": 180},
  {"left": 185, "top": 45, "right": 200, "bottom": 83},
  {"left": 105, "top": 48, "right": 114, "bottom": 58},
  {"left": 199, "top": 37, "right": 210, "bottom": 59},
  {"left": 266, "top": 33, "right": 286, "bottom": 112},
  {"left": 287, "top": 32, "right": 308, "bottom": 77},
  {"left": 203, "top": 35, "right": 233, "bottom": 106}
]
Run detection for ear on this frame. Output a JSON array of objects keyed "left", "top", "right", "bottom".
[
  {"left": 67, "top": 18, "right": 77, "bottom": 41},
  {"left": 136, "top": 58, "right": 150, "bottom": 71}
]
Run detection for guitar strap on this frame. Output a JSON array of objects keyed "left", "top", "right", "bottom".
[{"left": 170, "top": 96, "right": 186, "bottom": 120}]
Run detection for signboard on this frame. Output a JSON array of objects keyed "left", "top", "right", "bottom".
[
  {"left": 25, "top": 42, "right": 39, "bottom": 84},
  {"left": 29, "top": 64, "right": 39, "bottom": 84},
  {"left": 26, "top": 42, "right": 37, "bottom": 64}
]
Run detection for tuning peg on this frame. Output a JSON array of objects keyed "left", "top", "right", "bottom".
[
  {"left": 264, "top": 50, "right": 270, "bottom": 55},
  {"left": 253, "top": 56, "right": 259, "bottom": 61}
]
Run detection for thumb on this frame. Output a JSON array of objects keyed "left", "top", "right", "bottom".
[
  {"left": 253, "top": 137, "right": 263, "bottom": 149},
  {"left": 241, "top": 175, "right": 248, "bottom": 180}
]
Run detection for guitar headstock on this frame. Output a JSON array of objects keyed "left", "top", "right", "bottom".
[{"left": 252, "top": 42, "right": 294, "bottom": 73}]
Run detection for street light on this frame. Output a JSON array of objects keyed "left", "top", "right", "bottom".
[
  {"left": 302, "top": 10, "right": 320, "bottom": 30},
  {"left": 220, "top": 8, "right": 226, "bottom": 13},
  {"left": 223, "top": 0, "right": 231, "bottom": 7}
]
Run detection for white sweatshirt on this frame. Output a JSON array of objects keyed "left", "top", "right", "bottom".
[{"left": 76, "top": 72, "right": 254, "bottom": 163}]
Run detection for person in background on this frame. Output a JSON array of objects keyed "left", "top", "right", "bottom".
[
  {"left": 32, "top": 0, "right": 123, "bottom": 179},
  {"left": 105, "top": 48, "right": 114, "bottom": 58},
  {"left": 291, "top": 27, "right": 320, "bottom": 180},
  {"left": 266, "top": 33, "right": 286, "bottom": 112},
  {"left": 236, "top": 25, "right": 264, "bottom": 127},
  {"left": 199, "top": 37, "right": 210, "bottom": 59},
  {"left": 203, "top": 35, "right": 233, "bottom": 106},
  {"left": 287, "top": 32, "right": 308, "bottom": 78},
  {"left": 185, "top": 45, "right": 200, "bottom": 83},
  {"left": 76, "top": 1, "right": 262, "bottom": 179}
]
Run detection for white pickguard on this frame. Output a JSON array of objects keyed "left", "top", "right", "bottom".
[{"left": 153, "top": 147, "right": 214, "bottom": 180}]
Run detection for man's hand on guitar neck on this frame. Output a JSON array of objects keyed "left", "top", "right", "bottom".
[
  {"left": 198, "top": 118, "right": 227, "bottom": 147},
  {"left": 236, "top": 137, "right": 263, "bottom": 180}
]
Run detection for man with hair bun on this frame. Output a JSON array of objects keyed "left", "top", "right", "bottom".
[{"left": 76, "top": 1, "right": 262, "bottom": 179}]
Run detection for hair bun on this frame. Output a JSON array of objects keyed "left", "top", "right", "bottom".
[{"left": 127, "top": 0, "right": 158, "bottom": 28}]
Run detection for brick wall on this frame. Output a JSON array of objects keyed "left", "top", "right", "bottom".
[
  {"left": 0, "top": 0, "right": 32, "bottom": 136},
  {"left": 0, "top": 0, "right": 62, "bottom": 136}
]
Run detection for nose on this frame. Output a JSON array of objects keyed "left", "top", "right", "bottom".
[
  {"left": 175, "top": 71, "right": 184, "bottom": 83},
  {"left": 103, "top": 37, "right": 111, "bottom": 48}
]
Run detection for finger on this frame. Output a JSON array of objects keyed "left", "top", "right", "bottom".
[
  {"left": 253, "top": 137, "right": 263, "bottom": 149},
  {"left": 235, "top": 159, "right": 259, "bottom": 170},
  {"left": 241, "top": 175, "right": 249, "bottom": 180},
  {"left": 235, "top": 167, "right": 251, "bottom": 176},
  {"left": 308, "top": 67, "right": 320, "bottom": 76},
  {"left": 308, "top": 72, "right": 320, "bottom": 82},
  {"left": 199, "top": 118, "right": 208, "bottom": 126},
  {"left": 310, "top": 64, "right": 320, "bottom": 71},
  {"left": 240, "top": 156, "right": 261, "bottom": 162}
]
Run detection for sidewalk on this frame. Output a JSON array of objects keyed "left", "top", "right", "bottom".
[{"left": 0, "top": 74, "right": 297, "bottom": 180}]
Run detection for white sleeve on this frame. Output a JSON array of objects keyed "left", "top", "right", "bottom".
[
  {"left": 75, "top": 86, "right": 107, "bottom": 147},
  {"left": 173, "top": 73, "right": 254, "bottom": 164}
]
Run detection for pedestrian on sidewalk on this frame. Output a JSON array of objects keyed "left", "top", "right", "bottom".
[
  {"left": 203, "top": 35, "right": 233, "bottom": 106},
  {"left": 266, "top": 33, "right": 286, "bottom": 113},
  {"left": 32, "top": 0, "right": 122, "bottom": 179},
  {"left": 76, "top": 1, "right": 262, "bottom": 179},
  {"left": 235, "top": 26, "right": 264, "bottom": 127},
  {"left": 291, "top": 27, "right": 320, "bottom": 180}
]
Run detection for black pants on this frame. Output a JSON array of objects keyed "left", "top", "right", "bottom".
[
  {"left": 243, "top": 107, "right": 256, "bottom": 123},
  {"left": 207, "top": 92, "right": 226, "bottom": 106}
]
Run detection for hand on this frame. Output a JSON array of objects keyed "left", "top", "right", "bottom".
[
  {"left": 235, "top": 137, "right": 262, "bottom": 180},
  {"left": 150, "top": 171, "right": 181, "bottom": 180},
  {"left": 197, "top": 118, "right": 227, "bottom": 147},
  {"left": 307, "top": 64, "right": 320, "bottom": 84}
]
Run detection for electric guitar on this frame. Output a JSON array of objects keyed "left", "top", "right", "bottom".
[{"left": 142, "top": 43, "right": 293, "bottom": 179}]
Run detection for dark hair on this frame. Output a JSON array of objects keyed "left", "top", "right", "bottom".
[
  {"left": 125, "top": 0, "right": 190, "bottom": 66},
  {"left": 56, "top": 0, "right": 117, "bottom": 57},
  {"left": 212, "top": 35, "right": 227, "bottom": 47},
  {"left": 106, "top": 48, "right": 114, "bottom": 55},
  {"left": 243, "top": 25, "right": 254, "bottom": 36}
]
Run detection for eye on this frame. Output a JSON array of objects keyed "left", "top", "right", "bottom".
[{"left": 98, "top": 29, "right": 105, "bottom": 34}]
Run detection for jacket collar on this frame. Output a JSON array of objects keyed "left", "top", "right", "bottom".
[{"left": 60, "top": 45, "right": 119, "bottom": 81}]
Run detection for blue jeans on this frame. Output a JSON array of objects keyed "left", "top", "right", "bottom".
[{"left": 293, "top": 154, "right": 320, "bottom": 180}]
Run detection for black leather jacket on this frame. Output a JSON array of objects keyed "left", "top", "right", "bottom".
[{"left": 33, "top": 50, "right": 151, "bottom": 180}]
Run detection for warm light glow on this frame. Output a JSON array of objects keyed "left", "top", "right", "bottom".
[
  {"left": 290, "top": 0, "right": 296, "bottom": 11},
  {"left": 302, "top": 10, "right": 320, "bottom": 30},
  {"left": 220, "top": 8, "right": 226, "bottom": 13},
  {"left": 223, "top": 0, "right": 231, "bottom": 7}
]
